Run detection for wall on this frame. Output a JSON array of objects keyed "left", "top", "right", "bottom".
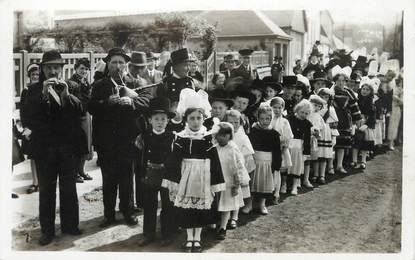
[{"left": 304, "top": 10, "right": 321, "bottom": 60}]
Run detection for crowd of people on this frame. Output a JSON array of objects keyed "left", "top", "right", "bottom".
[{"left": 12, "top": 43, "right": 403, "bottom": 252}]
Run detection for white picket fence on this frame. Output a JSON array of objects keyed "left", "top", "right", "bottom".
[{"left": 13, "top": 50, "right": 270, "bottom": 102}]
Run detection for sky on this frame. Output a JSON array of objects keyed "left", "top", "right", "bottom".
[{"left": 330, "top": 9, "right": 403, "bottom": 26}]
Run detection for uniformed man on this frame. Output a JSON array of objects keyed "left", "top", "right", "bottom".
[
  {"left": 88, "top": 48, "right": 152, "bottom": 228},
  {"left": 271, "top": 56, "right": 285, "bottom": 82},
  {"left": 156, "top": 48, "right": 197, "bottom": 103},
  {"left": 230, "top": 49, "right": 257, "bottom": 83}
]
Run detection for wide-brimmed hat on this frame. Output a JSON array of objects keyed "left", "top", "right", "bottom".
[
  {"left": 103, "top": 48, "right": 130, "bottom": 63},
  {"left": 208, "top": 88, "right": 234, "bottom": 108},
  {"left": 282, "top": 76, "right": 297, "bottom": 87},
  {"left": 230, "top": 84, "right": 256, "bottom": 105},
  {"left": 170, "top": 48, "right": 195, "bottom": 65},
  {"left": 263, "top": 77, "right": 283, "bottom": 94},
  {"left": 147, "top": 97, "right": 176, "bottom": 118},
  {"left": 310, "top": 70, "right": 331, "bottom": 86},
  {"left": 239, "top": 49, "right": 254, "bottom": 57},
  {"left": 41, "top": 50, "right": 66, "bottom": 65},
  {"left": 309, "top": 48, "right": 323, "bottom": 58},
  {"left": 352, "top": 55, "right": 368, "bottom": 72},
  {"left": 129, "top": 51, "right": 148, "bottom": 66}
]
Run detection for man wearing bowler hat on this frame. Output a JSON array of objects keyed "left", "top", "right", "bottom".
[
  {"left": 88, "top": 47, "right": 151, "bottom": 228},
  {"left": 156, "top": 48, "right": 197, "bottom": 103},
  {"left": 23, "top": 50, "right": 84, "bottom": 245},
  {"left": 125, "top": 51, "right": 149, "bottom": 90},
  {"left": 231, "top": 49, "right": 257, "bottom": 82}
]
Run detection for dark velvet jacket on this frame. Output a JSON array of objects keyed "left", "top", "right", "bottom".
[
  {"left": 248, "top": 125, "right": 282, "bottom": 171},
  {"left": 88, "top": 76, "right": 151, "bottom": 158}
]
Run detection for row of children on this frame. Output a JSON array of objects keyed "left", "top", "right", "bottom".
[{"left": 134, "top": 60, "right": 402, "bottom": 252}]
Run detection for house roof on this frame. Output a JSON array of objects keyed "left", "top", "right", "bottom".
[
  {"left": 261, "top": 10, "right": 307, "bottom": 33},
  {"left": 197, "top": 10, "right": 291, "bottom": 39},
  {"left": 54, "top": 10, "right": 292, "bottom": 40}
]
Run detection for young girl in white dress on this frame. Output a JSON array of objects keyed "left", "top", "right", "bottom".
[
  {"left": 225, "top": 110, "right": 254, "bottom": 217},
  {"left": 317, "top": 88, "right": 339, "bottom": 177},
  {"left": 213, "top": 122, "right": 248, "bottom": 240},
  {"left": 269, "top": 97, "right": 293, "bottom": 199}
]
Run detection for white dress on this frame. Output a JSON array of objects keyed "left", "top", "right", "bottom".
[
  {"left": 307, "top": 112, "right": 326, "bottom": 160},
  {"left": 216, "top": 142, "right": 246, "bottom": 211},
  {"left": 270, "top": 115, "right": 293, "bottom": 169},
  {"left": 388, "top": 85, "right": 403, "bottom": 141},
  {"left": 232, "top": 127, "right": 254, "bottom": 198}
]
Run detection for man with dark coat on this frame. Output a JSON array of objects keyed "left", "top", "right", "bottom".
[
  {"left": 230, "top": 49, "right": 257, "bottom": 83},
  {"left": 156, "top": 48, "right": 197, "bottom": 103},
  {"left": 270, "top": 56, "right": 285, "bottom": 82},
  {"left": 23, "top": 50, "right": 84, "bottom": 245},
  {"left": 88, "top": 48, "right": 152, "bottom": 228}
]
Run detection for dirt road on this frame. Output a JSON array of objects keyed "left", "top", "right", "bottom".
[{"left": 12, "top": 147, "right": 402, "bottom": 253}]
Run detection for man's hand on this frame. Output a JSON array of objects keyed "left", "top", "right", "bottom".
[
  {"left": 22, "top": 128, "right": 32, "bottom": 140},
  {"left": 107, "top": 94, "right": 121, "bottom": 106},
  {"left": 120, "top": 96, "right": 132, "bottom": 106}
]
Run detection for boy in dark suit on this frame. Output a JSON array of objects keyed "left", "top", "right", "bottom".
[{"left": 136, "top": 97, "right": 177, "bottom": 247}]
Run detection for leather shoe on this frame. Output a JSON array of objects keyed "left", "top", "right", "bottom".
[
  {"left": 38, "top": 234, "right": 54, "bottom": 246},
  {"left": 62, "top": 228, "right": 83, "bottom": 235},
  {"left": 124, "top": 215, "right": 138, "bottom": 226},
  {"left": 99, "top": 218, "right": 116, "bottom": 228},
  {"left": 138, "top": 236, "right": 155, "bottom": 246}
]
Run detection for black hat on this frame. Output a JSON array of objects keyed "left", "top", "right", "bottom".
[
  {"left": 208, "top": 88, "right": 234, "bottom": 108},
  {"left": 239, "top": 49, "right": 254, "bottom": 56},
  {"left": 148, "top": 97, "right": 176, "bottom": 118},
  {"left": 251, "top": 78, "right": 266, "bottom": 92},
  {"left": 230, "top": 84, "right": 256, "bottom": 105},
  {"left": 273, "top": 56, "right": 283, "bottom": 61},
  {"left": 41, "top": 50, "right": 66, "bottom": 65},
  {"left": 325, "top": 59, "right": 339, "bottom": 72},
  {"left": 170, "top": 48, "right": 195, "bottom": 65},
  {"left": 103, "top": 48, "right": 130, "bottom": 63},
  {"left": 310, "top": 70, "right": 331, "bottom": 86},
  {"left": 129, "top": 51, "right": 148, "bottom": 66},
  {"left": 282, "top": 76, "right": 297, "bottom": 87},
  {"left": 263, "top": 77, "right": 283, "bottom": 93},
  {"left": 224, "top": 53, "right": 239, "bottom": 61},
  {"left": 353, "top": 55, "right": 368, "bottom": 71}
]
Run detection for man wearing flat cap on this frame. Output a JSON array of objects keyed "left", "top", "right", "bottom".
[
  {"left": 88, "top": 47, "right": 152, "bottom": 228},
  {"left": 156, "top": 48, "right": 197, "bottom": 103},
  {"left": 22, "top": 50, "right": 84, "bottom": 245},
  {"left": 230, "top": 48, "right": 257, "bottom": 83}
]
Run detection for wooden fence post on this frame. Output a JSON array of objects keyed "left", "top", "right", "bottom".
[
  {"left": 20, "top": 50, "right": 28, "bottom": 91},
  {"left": 89, "top": 51, "right": 94, "bottom": 83}
]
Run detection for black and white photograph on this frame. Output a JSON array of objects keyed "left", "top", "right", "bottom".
[{"left": 1, "top": 0, "right": 414, "bottom": 259}]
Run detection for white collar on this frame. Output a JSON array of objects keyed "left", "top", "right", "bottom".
[
  {"left": 152, "top": 128, "right": 165, "bottom": 135},
  {"left": 178, "top": 125, "right": 207, "bottom": 139},
  {"left": 171, "top": 118, "right": 182, "bottom": 124}
]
